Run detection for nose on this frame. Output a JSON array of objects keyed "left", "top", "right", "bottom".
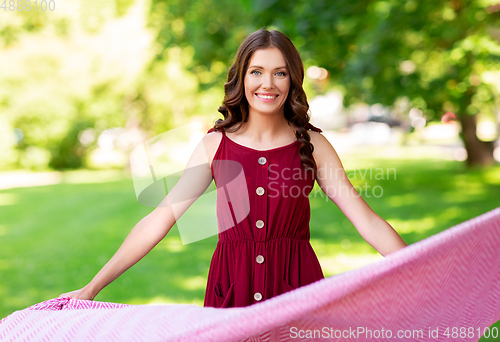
[{"left": 261, "top": 73, "right": 274, "bottom": 89}]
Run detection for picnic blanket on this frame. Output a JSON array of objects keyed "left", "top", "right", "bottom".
[{"left": 1, "top": 207, "right": 499, "bottom": 342}]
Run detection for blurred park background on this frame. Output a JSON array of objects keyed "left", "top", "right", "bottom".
[{"left": 1, "top": 0, "right": 500, "bottom": 333}]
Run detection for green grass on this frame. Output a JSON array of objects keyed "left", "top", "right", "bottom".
[{"left": 1, "top": 149, "right": 499, "bottom": 328}]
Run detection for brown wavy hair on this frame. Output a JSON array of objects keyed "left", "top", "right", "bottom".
[{"left": 210, "top": 28, "right": 319, "bottom": 173}]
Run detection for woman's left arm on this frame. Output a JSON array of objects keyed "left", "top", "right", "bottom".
[{"left": 310, "top": 132, "right": 408, "bottom": 256}]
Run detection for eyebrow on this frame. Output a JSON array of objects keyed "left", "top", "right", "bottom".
[{"left": 249, "top": 65, "right": 287, "bottom": 70}]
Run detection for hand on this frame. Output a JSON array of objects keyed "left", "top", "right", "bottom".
[{"left": 58, "top": 285, "right": 96, "bottom": 301}]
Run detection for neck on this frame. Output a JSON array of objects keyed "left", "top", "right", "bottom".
[{"left": 239, "top": 108, "right": 295, "bottom": 143}]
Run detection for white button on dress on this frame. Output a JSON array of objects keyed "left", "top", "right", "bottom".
[
  {"left": 256, "top": 255, "right": 265, "bottom": 264},
  {"left": 254, "top": 292, "right": 263, "bottom": 301},
  {"left": 258, "top": 157, "right": 267, "bottom": 165},
  {"left": 256, "top": 187, "right": 265, "bottom": 196},
  {"left": 256, "top": 220, "right": 265, "bottom": 229}
]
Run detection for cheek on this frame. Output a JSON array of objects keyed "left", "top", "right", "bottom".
[
  {"left": 278, "top": 80, "right": 291, "bottom": 98},
  {"left": 244, "top": 78, "right": 255, "bottom": 96},
  {"left": 245, "top": 77, "right": 258, "bottom": 90},
  {"left": 244, "top": 87, "right": 254, "bottom": 103},
  {"left": 277, "top": 77, "right": 290, "bottom": 89}
]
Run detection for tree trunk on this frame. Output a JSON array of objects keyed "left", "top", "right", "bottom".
[{"left": 458, "top": 114, "right": 495, "bottom": 167}]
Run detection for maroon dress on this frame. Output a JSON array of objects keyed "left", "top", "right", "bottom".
[{"left": 204, "top": 123, "right": 325, "bottom": 308}]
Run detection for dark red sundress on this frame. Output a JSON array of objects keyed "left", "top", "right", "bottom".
[{"left": 204, "top": 123, "right": 325, "bottom": 308}]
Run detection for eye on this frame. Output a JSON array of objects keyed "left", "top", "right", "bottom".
[
  {"left": 276, "top": 71, "right": 287, "bottom": 77},
  {"left": 250, "top": 70, "right": 261, "bottom": 76}
]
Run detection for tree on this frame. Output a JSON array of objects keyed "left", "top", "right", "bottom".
[
  {"left": 0, "top": 0, "right": 151, "bottom": 170},
  {"left": 288, "top": 0, "right": 500, "bottom": 167}
]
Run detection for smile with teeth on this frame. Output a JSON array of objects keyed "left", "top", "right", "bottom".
[{"left": 256, "top": 94, "right": 278, "bottom": 100}]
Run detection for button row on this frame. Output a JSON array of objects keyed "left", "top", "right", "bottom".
[{"left": 255, "top": 156, "right": 267, "bottom": 303}]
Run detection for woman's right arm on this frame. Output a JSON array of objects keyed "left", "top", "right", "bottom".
[
  {"left": 59, "top": 132, "right": 221, "bottom": 300},
  {"left": 60, "top": 196, "right": 181, "bottom": 300}
]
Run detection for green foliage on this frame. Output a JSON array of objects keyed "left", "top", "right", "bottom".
[
  {"left": 0, "top": 0, "right": 230, "bottom": 170},
  {"left": 2, "top": 0, "right": 499, "bottom": 170},
  {"left": 149, "top": 0, "right": 500, "bottom": 119},
  {"left": 0, "top": 1, "right": 151, "bottom": 170},
  {"left": 115, "top": 0, "right": 136, "bottom": 17},
  {"left": 139, "top": 45, "right": 224, "bottom": 134},
  {"left": 49, "top": 119, "right": 92, "bottom": 170}
]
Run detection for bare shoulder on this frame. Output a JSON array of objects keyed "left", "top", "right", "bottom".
[
  {"left": 308, "top": 130, "right": 333, "bottom": 153},
  {"left": 202, "top": 131, "right": 223, "bottom": 166},
  {"left": 308, "top": 130, "right": 343, "bottom": 167}
]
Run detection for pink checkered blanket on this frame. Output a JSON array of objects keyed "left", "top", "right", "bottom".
[{"left": 1, "top": 208, "right": 499, "bottom": 342}]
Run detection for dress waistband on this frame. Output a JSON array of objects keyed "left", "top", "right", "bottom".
[{"left": 217, "top": 237, "right": 310, "bottom": 244}]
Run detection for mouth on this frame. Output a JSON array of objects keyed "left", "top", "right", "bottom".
[{"left": 255, "top": 93, "right": 279, "bottom": 101}]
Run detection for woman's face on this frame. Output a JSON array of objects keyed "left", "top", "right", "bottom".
[{"left": 244, "top": 47, "right": 291, "bottom": 118}]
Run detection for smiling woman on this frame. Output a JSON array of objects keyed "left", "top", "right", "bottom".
[
  {"left": 54, "top": 28, "right": 407, "bottom": 312},
  {"left": 203, "top": 29, "right": 407, "bottom": 308}
]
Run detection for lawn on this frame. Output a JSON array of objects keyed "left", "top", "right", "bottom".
[{"left": 1, "top": 146, "right": 499, "bottom": 335}]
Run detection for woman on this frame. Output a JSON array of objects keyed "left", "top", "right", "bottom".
[{"left": 59, "top": 29, "right": 407, "bottom": 308}]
